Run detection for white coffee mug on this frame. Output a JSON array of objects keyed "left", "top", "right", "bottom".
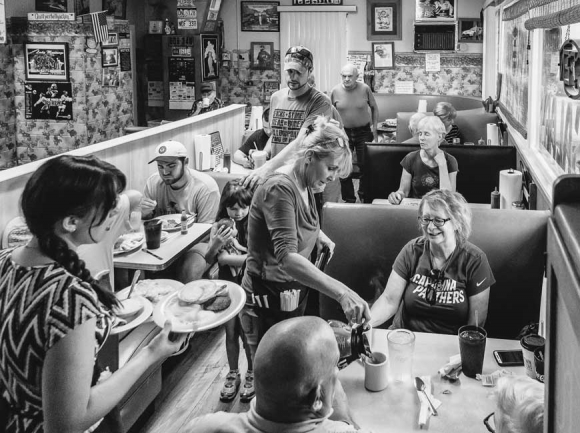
[
  {"left": 364, "top": 351, "right": 388, "bottom": 392},
  {"left": 202, "top": 97, "right": 210, "bottom": 107}
]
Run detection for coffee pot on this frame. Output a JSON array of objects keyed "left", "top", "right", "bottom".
[{"left": 328, "top": 320, "right": 371, "bottom": 369}]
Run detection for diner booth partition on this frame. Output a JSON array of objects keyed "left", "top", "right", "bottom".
[
  {"left": 0, "top": 104, "right": 246, "bottom": 236},
  {"left": 545, "top": 175, "right": 580, "bottom": 433}
]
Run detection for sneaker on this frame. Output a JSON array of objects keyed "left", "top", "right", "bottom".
[
  {"left": 220, "top": 370, "right": 241, "bottom": 402},
  {"left": 240, "top": 370, "right": 255, "bottom": 402}
]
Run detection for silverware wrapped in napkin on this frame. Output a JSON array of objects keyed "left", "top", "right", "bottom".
[{"left": 415, "top": 375, "right": 442, "bottom": 428}]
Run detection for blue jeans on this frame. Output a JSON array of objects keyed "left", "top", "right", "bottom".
[{"left": 340, "top": 124, "right": 373, "bottom": 203}]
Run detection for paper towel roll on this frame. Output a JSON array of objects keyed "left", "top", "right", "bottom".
[
  {"left": 418, "top": 100, "right": 428, "bottom": 113},
  {"left": 499, "top": 169, "right": 522, "bottom": 209},
  {"left": 194, "top": 134, "right": 212, "bottom": 171},
  {"left": 487, "top": 123, "right": 499, "bottom": 146}
]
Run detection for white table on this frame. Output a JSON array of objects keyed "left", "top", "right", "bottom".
[
  {"left": 339, "top": 330, "right": 525, "bottom": 433},
  {"left": 372, "top": 198, "right": 492, "bottom": 209},
  {"left": 113, "top": 223, "right": 211, "bottom": 272}
]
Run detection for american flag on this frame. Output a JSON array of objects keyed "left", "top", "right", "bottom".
[{"left": 90, "top": 11, "right": 109, "bottom": 44}]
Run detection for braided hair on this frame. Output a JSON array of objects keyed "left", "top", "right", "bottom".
[{"left": 20, "top": 155, "right": 125, "bottom": 309}]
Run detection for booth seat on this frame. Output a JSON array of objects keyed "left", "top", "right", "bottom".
[
  {"left": 396, "top": 108, "right": 499, "bottom": 144},
  {"left": 362, "top": 143, "right": 516, "bottom": 204},
  {"left": 374, "top": 94, "right": 483, "bottom": 121},
  {"left": 319, "top": 203, "right": 549, "bottom": 339}
]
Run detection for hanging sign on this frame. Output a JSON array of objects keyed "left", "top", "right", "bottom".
[
  {"left": 28, "top": 12, "right": 75, "bottom": 20},
  {"left": 177, "top": 6, "right": 197, "bottom": 30},
  {"left": 292, "top": 0, "right": 343, "bottom": 4}
]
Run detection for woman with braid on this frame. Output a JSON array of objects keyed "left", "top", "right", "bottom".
[{"left": 0, "top": 155, "right": 186, "bottom": 433}]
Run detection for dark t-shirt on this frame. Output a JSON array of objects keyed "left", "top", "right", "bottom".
[
  {"left": 239, "top": 129, "right": 269, "bottom": 156},
  {"left": 401, "top": 150, "right": 459, "bottom": 199},
  {"left": 392, "top": 237, "right": 495, "bottom": 335}
]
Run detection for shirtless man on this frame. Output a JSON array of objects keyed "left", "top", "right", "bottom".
[
  {"left": 331, "top": 63, "right": 379, "bottom": 203},
  {"left": 191, "top": 317, "right": 369, "bottom": 432}
]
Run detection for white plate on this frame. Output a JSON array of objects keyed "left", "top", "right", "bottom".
[
  {"left": 152, "top": 279, "right": 246, "bottom": 333},
  {"left": 156, "top": 214, "right": 196, "bottom": 232},
  {"left": 116, "top": 279, "right": 184, "bottom": 304},
  {"left": 113, "top": 232, "right": 145, "bottom": 256},
  {"left": 111, "top": 296, "right": 153, "bottom": 335}
]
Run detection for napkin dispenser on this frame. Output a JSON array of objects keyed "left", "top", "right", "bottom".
[{"left": 194, "top": 134, "right": 212, "bottom": 171}]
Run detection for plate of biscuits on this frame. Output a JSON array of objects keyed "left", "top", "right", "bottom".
[{"left": 152, "top": 279, "right": 246, "bottom": 333}]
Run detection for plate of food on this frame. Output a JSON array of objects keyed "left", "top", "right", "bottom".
[
  {"left": 152, "top": 279, "right": 246, "bottom": 333},
  {"left": 111, "top": 296, "right": 153, "bottom": 334},
  {"left": 113, "top": 232, "right": 144, "bottom": 256},
  {"left": 116, "top": 279, "right": 184, "bottom": 304},
  {"left": 156, "top": 214, "right": 196, "bottom": 232}
]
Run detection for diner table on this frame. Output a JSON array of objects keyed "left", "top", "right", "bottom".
[
  {"left": 113, "top": 223, "right": 212, "bottom": 272},
  {"left": 339, "top": 329, "right": 525, "bottom": 433}
]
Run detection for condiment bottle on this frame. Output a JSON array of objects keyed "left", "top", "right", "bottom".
[
  {"left": 491, "top": 187, "right": 500, "bottom": 209},
  {"left": 181, "top": 210, "right": 188, "bottom": 235},
  {"left": 328, "top": 320, "right": 371, "bottom": 369}
]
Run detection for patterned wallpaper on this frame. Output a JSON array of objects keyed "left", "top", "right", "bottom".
[
  {"left": 373, "top": 53, "right": 483, "bottom": 96},
  {"left": 0, "top": 18, "right": 133, "bottom": 170},
  {"left": 216, "top": 49, "right": 482, "bottom": 112}
]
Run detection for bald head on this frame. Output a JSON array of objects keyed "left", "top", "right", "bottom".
[
  {"left": 254, "top": 317, "right": 340, "bottom": 422},
  {"left": 340, "top": 63, "right": 359, "bottom": 89}
]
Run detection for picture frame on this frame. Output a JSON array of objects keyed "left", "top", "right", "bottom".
[
  {"left": 415, "top": 0, "right": 456, "bottom": 21},
  {"left": 103, "top": 0, "right": 127, "bottom": 20},
  {"left": 102, "top": 68, "right": 119, "bottom": 87},
  {"left": 458, "top": 18, "right": 483, "bottom": 43},
  {"left": 149, "top": 20, "right": 163, "bottom": 34},
  {"left": 24, "top": 42, "right": 69, "bottom": 82},
  {"left": 35, "top": 0, "right": 67, "bottom": 12},
  {"left": 367, "top": 0, "right": 402, "bottom": 41},
  {"left": 25, "top": 82, "right": 73, "bottom": 120},
  {"left": 201, "top": 34, "right": 220, "bottom": 81},
  {"left": 102, "top": 47, "right": 119, "bottom": 67},
  {"left": 241, "top": 1, "right": 280, "bottom": 32},
  {"left": 102, "top": 33, "right": 119, "bottom": 47},
  {"left": 372, "top": 42, "right": 395, "bottom": 70},
  {"left": 250, "top": 42, "right": 274, "bottom": 70}
]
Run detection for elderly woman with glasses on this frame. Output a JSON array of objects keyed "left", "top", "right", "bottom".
[
  {"left": 240, "top": 116, "right": 371, "bottom": 361},
  {"left": 484, "top": 376, "right": 544, "bottom": 433},
  {"left": 388, "top": 116, "right": 458, "bottom": 205},
  {"left": 370, "top": 189, "right": 493, "bottom": 334}
]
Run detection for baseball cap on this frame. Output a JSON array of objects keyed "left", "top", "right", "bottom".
[
  {"left": 284, "top": 46, "right": 313, "bottom": 71},
  {"left": 148, "top": 140, "right": 188, "bottom": 164},
  {"left": 200, "top": 82, "right": 213, "bottom": 93}
]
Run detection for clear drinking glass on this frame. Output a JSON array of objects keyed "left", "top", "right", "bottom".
[{"left": 387, "top": 329, "right": 415, "bottom": 383}]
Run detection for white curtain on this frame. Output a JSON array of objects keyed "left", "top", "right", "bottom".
[{"left": 279, "top": 10, "right": 348, "bottom": 95}]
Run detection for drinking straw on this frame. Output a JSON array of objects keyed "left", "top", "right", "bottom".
[
  {"left": 253, "top": 141, "right": 258, "bottom": 150},
  {"left": 475, "top": 310, "right": 479, "bottom": 329}
]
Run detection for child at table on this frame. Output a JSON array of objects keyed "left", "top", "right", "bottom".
[{"left": 205, "top": 179, "right": 255, "bottom": 402}]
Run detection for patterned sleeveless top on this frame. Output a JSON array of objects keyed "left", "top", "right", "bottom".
[{"left": 0, "top": 249, "right": 113, "bottom": 433}]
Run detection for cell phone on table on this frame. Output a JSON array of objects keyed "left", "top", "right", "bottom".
[{"left": 493, "top": 349, "right": 524, "bottom": 367}]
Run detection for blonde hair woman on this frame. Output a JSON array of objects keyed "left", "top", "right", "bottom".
[{"left": 239, "top": 116, "right": 371, "bottom": 361}]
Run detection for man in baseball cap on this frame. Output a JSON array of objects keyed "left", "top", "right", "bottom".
[
  {"left": 141, "top": 139, "right": 220, "bottom": 283},
  {"left": 255, "top": 45, "right": 332, "bottom": 163},
  {"left": 189, "top": 82, "right": 224, "bottom": 117}
]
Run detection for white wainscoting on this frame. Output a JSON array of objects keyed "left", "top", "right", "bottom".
[{"left": 0, "top": 104, "right": 246, "bottom": 234}]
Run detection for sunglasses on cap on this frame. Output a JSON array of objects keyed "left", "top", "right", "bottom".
[{"left": 285, "top": 46, "right": 313, "bottom": 63}]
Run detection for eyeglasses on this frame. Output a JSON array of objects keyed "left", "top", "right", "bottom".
[
  {"left": 418, "top": 216, "right": 451, "bottom": 228},
  {"left": 285, "top": 46, "right": 313, "bottom": 63},
  {"left": 483, "top": 412, "right": 496, "bottom": 433},
  {"left": 425, "top": 269, "right": 445, "bottom": 306}
]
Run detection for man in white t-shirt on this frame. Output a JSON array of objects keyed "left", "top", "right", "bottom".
[{"left": 141, "top": 140, "right": 220, "bottom": 283}]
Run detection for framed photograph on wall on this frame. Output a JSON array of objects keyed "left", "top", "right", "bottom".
[
  {"left": 103, "top": 0, "right": 127, "bottom": 20},
  {"left": 24, "top": 42, "right": 69, "bottom": 82},
  {"left": 25, "top": 82, "right": 73, "bottom": 120},
  {"left": 35, "top": 0, "right": 66, "bottom": 12},
  {"left": 372, "top": 42, "right": 395, "bottom": 69},
  {"left": 241, "top": 2, "right": 280, "bottom": 32},
  {"left": 416, "top": 0, "right": 456, "bottom": 21},
  {"left": 102, "top": 47, "right": 119, "bottom": 67},
  {"left": 201, "top": 34, "right": 219, "bottom": 81},
  {"left": 458, "top": 18, "right": 483, "bottom": 43},
  {"left": 367, "top": 0, "right": 402, "bottom": 41},
  {"left": 102, "top": 33, "right": 119, "bottom": 47},
  {"left": 251, "top": 42, "right": 274, "bottom": 70}
]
